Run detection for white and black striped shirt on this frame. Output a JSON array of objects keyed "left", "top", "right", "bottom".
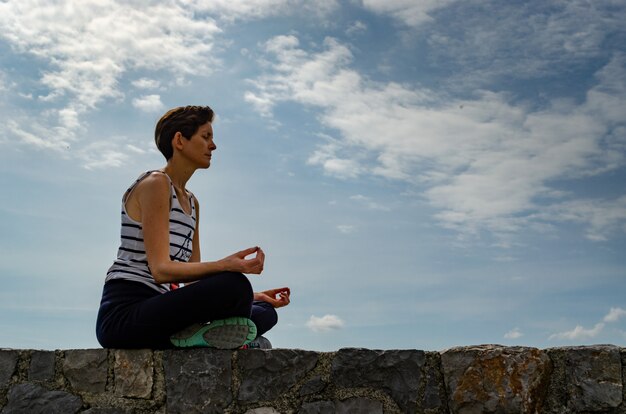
[{"left": 105, "top": 171, "right": 197, "bottom": 293}]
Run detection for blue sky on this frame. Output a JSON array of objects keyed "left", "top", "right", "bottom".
[{"left": 0, "top": 0, "right": 625, "bottom": 351}]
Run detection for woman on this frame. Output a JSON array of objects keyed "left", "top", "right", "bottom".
[{"left": 96, "top": 105, "right": 290, "bottom": 349}]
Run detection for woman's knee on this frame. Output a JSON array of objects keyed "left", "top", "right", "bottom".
[
  {"left": 209, "top": 271, "right": 253, "bottom": 305},
  {"left": 266, "top": 306, "right": 278, "bottom": 329},
  {"left": 225, "top": 271, "right": 253, "bottom": 297},
  {"left": 199, "top": 271, "right": 252, "bottom": 294},
  {"left": 252, "top": 302, "right": 278, "bottom": 336}
]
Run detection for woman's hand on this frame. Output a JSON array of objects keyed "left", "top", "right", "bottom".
[
  {"left": 254, "top": 287, "right": 291, "bottom": 308},
  {"left": 219, "top": 246, "right": 265, "bottom": 274}
]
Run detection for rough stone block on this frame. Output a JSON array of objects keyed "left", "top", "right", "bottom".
[
  {"left": 336, "top": 397, "right": 383, "bottom": 413},
  {"left": 299, "top": 400, "right": 335, "bottom": 414},
  {"left": 82, "top": 409, "right": 130, "bottom": 414},
  {"left": 563, "top": 345, "right": 623, "bottom": 412},
  {"left": 29, "top": 351, "right": 56, "bottom": 382},
  {"left": 299, "top": 375, "right": 326, "bottom": 396},
  {"left": 237, "top": 349, "right": 318, "bottom": 402},
  {"left": 164, "top": 349, "right": 232, "bottom": 414},
  {"left": 622, "top": 348, "right": 626, "bottom": 410},
  {"left": 0, "top": 350, "right": 19, "bottom": 388},
  {"left": 422, "top": 355, "right": 445, "bottom": 412},
  {"left": 63, "top": 349, "right": 108, "bottom": 393},
  {"left": 2, "top": 383, "right": 82, "bottom": 414},
  {"left": 114, "top": 349, "right": 153, "bottom": 399},
  {"left": 331, "top": 348, "right": 425, "bottom": 413},
  {"left": 441, "top": 345, "right": 551, "bottom": 414},
  {"left": 298, "top": 398, "right": 383, "bottom": 414},
  {"left": 244, "top": 408, "right": 281, "bottom": 414}
]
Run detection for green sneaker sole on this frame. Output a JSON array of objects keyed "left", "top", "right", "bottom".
[{"left": 170, "top": 317, "right": 257, "bottom": 349}]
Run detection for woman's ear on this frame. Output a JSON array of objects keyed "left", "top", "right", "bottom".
[{"left": 172, "top": 131, "right": 185, "bottom": 151}]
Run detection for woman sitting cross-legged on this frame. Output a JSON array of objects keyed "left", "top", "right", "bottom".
[{"left": 96, "top": 105, "right": 290, "bottom": 349}]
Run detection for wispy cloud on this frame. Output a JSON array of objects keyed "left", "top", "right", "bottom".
[
  {"left": 504, "top": 327, "right": 523, "bottom": 339},
  {"left": 337, "top": 225, "right": 356, "bottom": 234},
  {"left": 346, "top": 21, "right": 367, "bottom": 37},
  {"left": 426, "top": 1, "right": 626, "bottom": 88},
  {"left": 246, "top": 35, "right": 626, "bottom": 241},
  {"left": 77, "top": 141, "right": 130, "bottom": 170},
  {"left": 0, "top": 70, "right": 8, "bottom": 92},
  {"left": 0, "top": 1, "right": 221, "bottom": 106},
  {"left": 549, "top": 323, "right": 605, "bottom": 341},
  {"left": 350, "top": 195, "right": 391, "bottom": 211},
  {"left": 542, "top": 197, "right": 626, "bottom": 241},
  {"left": 359, "top": 0, "right": 458, "bottom": 27},
  {"left": 132, "top": 94, "right": 165, "bottom": 113},
  {"left": 306, "top": 314, "right": 345, "bottom": 332},
  {"left": 189, "top": 0, "right": 339, "bottom": 21},
  {"left": 0, "top": 0, "right": 221, "bottom": 155},
  {"left": 604, "top": 307, "right": 626, "bottom": 323},
  {"left": 549, "top": 307, "right": 626, "bottom": 341},
  {"left": 132, "top": 78, "right": 161, "bottom": 90},
  {"left": 8, "top": 120, "right": 72, "bottom": 152}
]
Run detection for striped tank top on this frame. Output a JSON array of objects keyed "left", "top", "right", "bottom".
[{"left": 105, "top": 170, "right": 197, "bottom": 293}]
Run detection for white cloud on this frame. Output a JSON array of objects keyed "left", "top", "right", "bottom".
[
  {"left": 8, "top": 120, "right": 72, "bottom": 152},
  {"left": 426, "top": 1, "right": 626, "bottom": 88},
  {"left": 0, "top": 1, "right": 219, "bottom": 108},
  {"left": 504, "top": 327, "right": 523, "bottom": 339},
  {"left": 75, "top": 140, "right": 129, "bottom": 170},
  {"left": 604, "top": 307, "right": 626, "bottom": 323},
  {"left": 132, "top": 94, "right": 165, "bottom": 113},
  {"left": 0, "top": 0, "right": 221, "bottom": 153},
  {"left": 549, "top": 306, "right": 626, "bottom": 341},
  {"left": 246, "top": 36, "right": 626, "bottom": 240},
  {"left": 244, "top": 91, "right": 276, "bottom": 118},
  {"left": 126, "top": 144, "right": 147, "bottom": 154},
  {"left": 305, "top": 137, "right": 364, "bottom": 179},
  {"left": 320, "top": 158, "right": 361, "bottom": 179},
  {"left": 187, "top": 0, "right": 291, "bottom": 20},
  {"left": 549, "top": 323, "right": 605, "bottom": 341},
  {"left": 306, "top": 314, "right": 345, "bottom": 332},
  {"left": 337, "top": 225, "right": 356, "bottom": 234},
  {"left": 493, "top": 256, "right": 518, "bottom": 263},
  {"left": 543, "top": 197, "right": 626, "bottom": 241},
  {"left": 77, "top": 141, "right": 130, "bottom": 170},
  {"left": 0, "top": 71, "right": 7, "bottom": 92},
  {"left": 360, "top": 0, "right": 457, "bottom": 27},
  {"left": 346, "top": 21, "right": 367, "bottom": 36},
  {"left": 132, "top": 78, "right": 161, "bottom": 90},
  {"left": 187, "top": 0, "right": 339, "bottom": 20},
  {"left": 350, "top": 195, "right": 391, "bottom": 211},
  {"left": 58, "top": 107, "right": 81, "bottom": 130}
]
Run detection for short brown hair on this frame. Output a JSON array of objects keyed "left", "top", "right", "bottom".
[{"left": 154, "top": 105, "right": 215, "bottom": 160}]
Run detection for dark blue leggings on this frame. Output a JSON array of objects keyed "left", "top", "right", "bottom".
[{"left": 96, "top": 272, "right": 277, "bottom": 349}]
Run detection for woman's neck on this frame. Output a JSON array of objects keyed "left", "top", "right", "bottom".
[{"left": 161, "top": 160, "right": 195, "bottom": 191}]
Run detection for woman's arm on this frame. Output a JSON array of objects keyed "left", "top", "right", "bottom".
[
  {"left": 137, "top": 173, "right": 264, "bottom": 283},
  {"left": 189, "top": 195, "right": 201, "bottom": 263}
]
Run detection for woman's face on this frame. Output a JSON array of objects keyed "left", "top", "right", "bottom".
[{"left": 183, "top": 121, "right": 216, "bottom": 169}]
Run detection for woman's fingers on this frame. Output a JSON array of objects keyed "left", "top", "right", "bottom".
[
  {"left": 238, "top": 246, "right": 259, "bottom": 257},
  {"left": 276, "top": 288, "right": 290, "bottom": 307},
  {"left": 254, "top": 288, "right": 291, "bottom": 308},
  {"left": 266, "top": 286, "right": 289, "bottom": 295},
  {"left": 230, "top": 246, "right": 265, "bottom": 274}
]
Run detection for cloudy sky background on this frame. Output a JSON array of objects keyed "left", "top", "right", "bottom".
[{"left": 0, "top": 0, "right": 625, "bottom": 351}]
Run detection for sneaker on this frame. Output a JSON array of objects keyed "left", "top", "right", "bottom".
[
  {"left": 170, "top": 317, "right": 257, "bottom": 349},
  {"left": 240, "top": 336, "right": 272, "bottom": 350}
]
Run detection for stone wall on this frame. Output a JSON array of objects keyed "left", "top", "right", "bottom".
[{"left": 0, "top": 345, "right": 624, "bottom": 413}]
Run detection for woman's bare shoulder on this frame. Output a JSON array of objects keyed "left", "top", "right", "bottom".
[
  {"left": 135, "top": 171, "right": 170, "bottom": 193},
  {"left": 126, "top": 171, "right": 170, "bottom": 212}
]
